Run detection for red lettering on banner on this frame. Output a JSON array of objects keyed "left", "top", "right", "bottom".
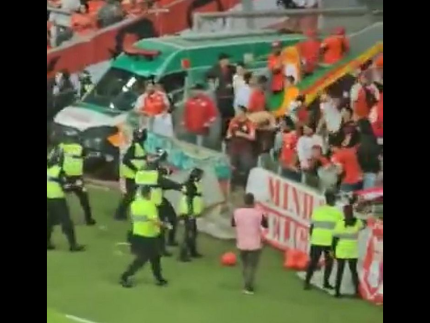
[
  {"left": 282, "top": 182, "right": 289, "bottom": 210},
  {"left": 292, "top": 186, "right": 300, "bottom": 217},
  {"left": 268, "top": 177, "right": 280, "bottom": 207},
  {"left": 271, "top": 214, "right": 280, "bottom": 242},
  {"left": 267, "top": 175, "right": 323, "bottom": 221}
]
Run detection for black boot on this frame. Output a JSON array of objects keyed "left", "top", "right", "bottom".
[
  {"left": 155, "top": 278, "right": 168, "bottom": 287},
  {"left": 47, "top": 243, "right": 56, "bottom": 251},
  {"left": 86, "top": 218, "right": 96, "bottom": 226},
  {"left": 69, "top": 245, "right": 86, "bottom": 252},
  {"left": 120, "top": 275, "right": 133, "bottom": 288}
]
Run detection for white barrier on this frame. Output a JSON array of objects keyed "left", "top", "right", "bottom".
[{"left": 246, "top": 167, "right": 383, "bottom": 304}]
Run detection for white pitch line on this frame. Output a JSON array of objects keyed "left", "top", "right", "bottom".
[{"left": 65, "top": 314, "right": 100, "bottom": 323}]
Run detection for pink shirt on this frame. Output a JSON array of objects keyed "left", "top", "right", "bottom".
[{"left": 233, "top": 208, "right": 265, "bottom": 251}]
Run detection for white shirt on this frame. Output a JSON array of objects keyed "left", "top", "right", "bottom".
[
  {"left": 233, "top": 74, "right": 246, "bottom": 93},
  {"left": 61, "top": 0, "right": 81, "bottom": 11},
  {"left": 297, "top": 134, "right": 323, "bottom": 168},
  {"left": 234, "top": 84, "right": 252, "bottom": 110},
  {"left": 350, "top": 82, "right": 380, "bottom": 106},
  {"left": 320, "top": 101, "right": 342, "bottom": 133},
  {"left": 134, "top": 91, "right": 170, "bottom": 113}
]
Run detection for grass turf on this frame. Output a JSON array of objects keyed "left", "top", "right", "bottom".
[{"left": 47, "top": 187, "right": 383, "bottom": 323}]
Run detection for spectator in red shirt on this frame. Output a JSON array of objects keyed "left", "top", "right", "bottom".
[
  {"left": 248, "top": 76, "right": 267, "bottom": 113},
  {"left": 226, "top": 107, "right": 257, "bottom": 187},
  {"left": 298, "top": 29, "right": 321, "bottom": 75},
  {"left": 330, "top": 137, "right": 363, "bottom": 193},
  {"left": 278, "top": 116, "right": 300, "bottom": 182},
  {"left": 267, "top": 41, "right": 284, "bottom": 93},
  {"left": 182, "top": 83, "right": 217, "bottom": 146}
]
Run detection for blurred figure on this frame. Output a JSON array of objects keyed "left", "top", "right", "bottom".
[
  {"left": 278, "top": 116, "right": 300, "bottom": 182},
  {"left": 88, "top": 0, "right": 106, "bottom": 14},
  {"left": 234, "top": 72, "right": 253, "bottom": 114},
  {"left": 78, "top": 70, "right": 94, "bottom": 98},
  {"left": 304, "top": 190, "right": 342, "bottom": 291},
  {"left": 226, "top": 107, "right": 257, "bottom": 187},
  {"left": 333, "top": 204, "right": 364, "bottom": 298},
  {"left": 277, "top": 75, "right": 299, "bottom": 118},
  {"left": 71, "top": 3, "right": 97, "bottom": 36},
  {"left": 297, "top": 29, "right": 321, "bottom": 75},
  {"left": 350, "top": 72, "right": 380, "bottom": 121},
  {"left": 233, "top": 62, "right": 247, "bottom": 94},
  {"left": 267, "top": 41, "right": 284, "bottom": 93},
  {"left": 178, "top": 168, "right": 205, "bottom": 262},
  {"left": 120, "top": 185, "right": 168, "bottom": 288},
  {"left": 248, "top": 76, "right": 267, "bottom": 113},
  {"left": 330, "top": 136, "right": 363, "bottom": 193},
  {"left": 206, "top": 53, "right": 236, "bottom": 137},
  {"left": 232, "top": 193, "right": 268, "bottom": 295},
  {"left": 134, "top": 80, "right": 170, "bottom": 130},
  {"left": 297, "top": 124, "right": 323, "bottom": 182},
  {"left": 321, "top": 27, "right": 349, "bottom": 65},
  {"left": 182, "top": 83, "right": 217, "bottom": 146},
  {"left": 98, "top": 0, "right": 125, "bottom": 28},
  {"left": 356, "top": 119, "right": 381, "bottom": 189},
  {"left": 122, "top": 0, "right": 144, "bottom": 17}
]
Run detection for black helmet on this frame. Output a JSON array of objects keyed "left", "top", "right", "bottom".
[
  {"left": 189, "top": 168, "right": 203, "bottom": 181},
  {"left": 155, "top": 147, "right": 167, "bottom": 162},
  {"left": 133, "top": 128, "right": 147, "bottom": 142}
]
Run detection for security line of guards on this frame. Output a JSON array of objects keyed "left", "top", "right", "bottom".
[
  {"left": 47, "top": 147, "right": 85, "bottom": 252},
  {"left": 305, "top": 191, "right": 364, "bottom": 298}
]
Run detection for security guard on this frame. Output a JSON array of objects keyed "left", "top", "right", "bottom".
[
  {"left": 115, "top": 128, "right": 147, "bottom": 220},
  {"left": 47, "top": 147, "right": 85, "bottom": 252},
  {"left": 178, "top": 168, "right": 204, "bottom": 262},
  {"left": 304, "top": 191, "right": 343, "bottom": 290},
  {"left": 134, "top": 154, "right": 181, "bottom": 257},
  {"left": 332, "top": 204, "right": 364, "bottom": 298},
  {"left": 58, "top": 137, "right": 96, "bottom": 226},
  {"left": 120, "top": 185, "right": 168, "bottom": 288}
]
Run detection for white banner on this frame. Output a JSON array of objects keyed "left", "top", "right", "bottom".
[
  {"left": 246, "top": 167, "right": 383, "bottom": 304},
  {"left": 246, "top": 168, "right": 324, "bottom": 252}
]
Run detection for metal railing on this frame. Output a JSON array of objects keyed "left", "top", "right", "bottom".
[{"left": 192, "top": 6, "right": 383, "bottom": 34}]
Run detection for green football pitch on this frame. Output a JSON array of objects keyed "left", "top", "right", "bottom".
[{"left": 47, "top": 186, "right": 383, "bottom": 323}]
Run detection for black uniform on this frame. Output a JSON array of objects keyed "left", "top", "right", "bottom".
[
  {"left": 179, "top": 179, "right": 202, "bottom": 261},
  {"left": 114, "top": 139, "right": 146, "bottom": 220},
  {"left": 154, "top": 173, "right": 182, "bottom": 256},
  {"left": 47, "top": 153, "right": 84, "bottom": 252}
]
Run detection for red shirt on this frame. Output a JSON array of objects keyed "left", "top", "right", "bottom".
[
  {"left": 322, "top": 36, "right": 349, "bottom": 64},
  {"left": 227, "top": 118, "right": 256, "bottom": 153},
  {"left": 183, "top": 94, "right": 217, "bottom": 134},
  {"left": 372, "top": 93, "right": 383, "bottom": 138},
  {"left": 268, "top": 53, "right": 284, "bottom": 92},
  {"left": 331, "top": 147, "right": 363, "bottom": 184},
  {"left": 280, "top": 131, "right": 298, "bottom": 168},
  {"left": 248, "top": 89, "right": 266, "bottom": 113},
  {"left": 298, "top": 39, "right": 321, "bottom": 73}
]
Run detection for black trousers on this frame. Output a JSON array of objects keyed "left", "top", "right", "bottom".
[
  {"left": 239, "top": 249, "right": 261, "bottom": 290},
  {"left": 304, "top": 245, "right": 334, "bottom": 286},
  {"left": 179, "top": 217, "right": 198, "bottom": 259},
  {"left": 47, "top": 198, "right": 77, "bottom": 248},
  {"left": 115, "top": 178, "right": 136, "bottom": 220},
  {"left": 122, "top": 236, "right": 163, "bottom": 281},
  {"left": 159, "top": 197, "right": 178, "bottom": 244},
  {"left": 335, "top": 258, "right": 359, "bottom": 296},
  {"left": 66, "top": 176, "right": 93, "bottom": 223}
]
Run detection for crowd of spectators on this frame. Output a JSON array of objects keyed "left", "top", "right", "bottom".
[
  {"left": 176, "top": 28, "right": 383, "bottom": 193},
  {"left": 47, "top": 0, "right": 158, "bottom": 49}
]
